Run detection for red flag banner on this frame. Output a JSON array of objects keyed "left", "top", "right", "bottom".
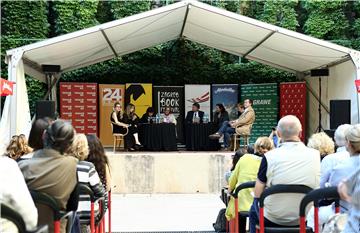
[
  {"left": 355, "top": 80, "right": 360, "bottom": 93},
  {"left": 0, "top": 78, "right": 14, "bottom": 96}
]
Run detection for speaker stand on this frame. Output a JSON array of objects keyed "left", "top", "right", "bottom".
[{"left": 315, "top": 77, "right": 324, "bottom": 133}]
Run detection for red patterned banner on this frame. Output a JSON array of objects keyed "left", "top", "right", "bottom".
[
  {"left": 280, "top": 82, "right": 307, "bottom": 141},
  {"left": 60, "top": 82, "right": 98, "bottom": 135}
]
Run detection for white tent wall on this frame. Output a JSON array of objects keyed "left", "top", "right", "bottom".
[
  {"left": 0, "top": 52, "right": 32, "bottom": 154},
  {"left": 305, "top": 60, "right": 359, "bottom": 137}
]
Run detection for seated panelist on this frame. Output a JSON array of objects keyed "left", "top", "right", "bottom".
[{"left": 185, "top": 103, "right": 204, "bottom": 124}]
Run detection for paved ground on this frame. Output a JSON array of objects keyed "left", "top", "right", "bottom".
[{"left": 104, "top": 194, "right": 225, "bottom": 232}]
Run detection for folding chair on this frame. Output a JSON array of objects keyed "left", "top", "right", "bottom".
[
  {"left": 256, "top": 184, "right": 313, "bottom": 233},
  {"left": 300, "top": 187, "right": 340, "bottom": 233},
  {"left": 78, "top": 184, "right": 106, "bottom": 233},
  {"left": 111, "top": 123, "right": 128, "bottom": 153},
  {"left": 30, "top": 190, "right": 75, "bottom": 233},
  {"left": 0, "top": 203, "right": 48, "bottom": 233},
  {"left": 229, "top": 181, "right": 256, "bottom": 233}
]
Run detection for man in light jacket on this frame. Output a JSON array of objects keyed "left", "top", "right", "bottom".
[{"left": 210, "top": 99, "right": 255, "bottom": 150}]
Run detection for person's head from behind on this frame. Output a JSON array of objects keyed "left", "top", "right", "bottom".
[
  {"left": 86, "top": 134, "right": 109, "bottom": 179},
  {"left": 164, "top": 106, "right": 171, "bottom": 116},
  {"left": 334, "top": 124, "right": 352, "bottom": 147},
  {"left": 307, "top": 132, "right": 335, "bottom": 157},
  {"left": 69, "top": 134, "right": 89, "bottom": 161},
  {"left": 113, "top": 102, "right": 122, "bottom": 113},
  {"left": 28, "top": 118, "right": 52, "bottom": 151},
  {"left": 254, "top": 137, "right": 274, "bottom": 156},
  {"left": 192, "top": 103, "right": 200, "bottom": 112},
  {"left": 237, "top": 103, "right": 245, "bottom": 113},
  {"left": 6, "top": 134, "right": 31, "bottom": 160},
  {"left": 126, "top": 103, "right": 135, "bottom": 115},
  {"left": 146, "top": 107, "right": 155, "bottom": 117},
  {"left": 43, "top": 120, "right": 75, "bottom": 154},
  {"left": 231, "top": 147, "right": 247, "bottom": 171},
  {"left": 277, "top": 115, "right": 302, "bottom": 142},
  {"left": 215, "top": 104, "right": 225, "bottom": 113},
  {"left": 243, "top": 99, "right": 253, "bottom": 109},
  {"left": 345, "top": 124, "right": 360, "bottom": 156}
]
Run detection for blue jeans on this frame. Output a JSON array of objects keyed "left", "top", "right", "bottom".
[{"left": 218, "top": 121, "right": 235, "bottom": 148}]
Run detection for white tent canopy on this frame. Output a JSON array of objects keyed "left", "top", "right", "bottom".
[{"left": 2, "top": 0, "right": 360, "bottom": 152}]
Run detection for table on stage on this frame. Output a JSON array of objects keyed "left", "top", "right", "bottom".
[
  {"left": 185, "top": 123, "right": 220, "bottom": 151},
  {"left": 139, "top": 123, "right": 177, "bottom": 151}
]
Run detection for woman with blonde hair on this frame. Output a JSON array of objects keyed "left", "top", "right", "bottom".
[
  {"left": 68, "top": 134, "right": 107, "bottom": 231},
  {"left": 225, "top": 137, "right": 274, "bottom": 233},
  {"left": 122, "top": 103, "right": 142, "bottom": 151},
  {"left": 5, "top": 134, "right": 32, "bottom": 161},
  {"left": 307, "top": 132, "right": 335, "bottom": 159}
]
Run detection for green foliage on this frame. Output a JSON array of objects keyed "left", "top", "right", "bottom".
[
  {"left": 261, "top": 0, "right": 299, "bottom": 30},
  {"left": 2, "top": 0, "right": 360, "bottom": 117},
  {"left": 110, "top": 1, "right": 151, "bottom": 19},
  {"left": 52, "top": 0, "right": 99, "bottom": 35},
  {"left": 1, "top": 1, "right": 49, "bottom": 115},
  {"left": 303, "top": 0, "right": 350, "bottom": 39}
]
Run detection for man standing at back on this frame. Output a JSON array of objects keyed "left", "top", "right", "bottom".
[{"left": 249, "top": 115, "right": 320, "bottom": 233}]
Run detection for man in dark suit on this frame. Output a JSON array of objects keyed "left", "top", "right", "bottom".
[{"left": 185, "top": 103, "right": 204, "bottom": 124}]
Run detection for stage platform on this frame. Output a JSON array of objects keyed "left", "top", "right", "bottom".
[{"left": 106, "top": 150, "right": 233, "bottom": 194}]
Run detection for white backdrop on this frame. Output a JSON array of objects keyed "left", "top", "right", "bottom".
[{"left": 184, "top": 84, "right": 211, "bottom": 117}]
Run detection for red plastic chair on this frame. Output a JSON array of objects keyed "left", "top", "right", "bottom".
[
  {"left": 30, "top": 190, "right": 75, "bottom": 233},
  {"left": 299, "top": 187, "right": 340, "bottom": 233},
  {"left": 228, "top": 181, "right": 256, "bottom": 233},
  {"left": 256, "top": 184, "right": 313, "bottom": 233},
  {"left": 79, "top": 184, "right": 106, "bottom": 233}
]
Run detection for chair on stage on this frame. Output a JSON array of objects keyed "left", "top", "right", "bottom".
[
  {"left": 111, "top": 123, "right": 128, "bottom": 153},
  {"left": 233, "top": 124, "right": 253, "bottom": 152}
]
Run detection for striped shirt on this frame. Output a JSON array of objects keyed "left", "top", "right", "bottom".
[{"left": 77, "top": 161, "right": 107, "bottom": 219}]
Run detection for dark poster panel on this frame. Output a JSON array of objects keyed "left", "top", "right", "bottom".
[
  {"left": 211, "top": 84, "right": 239, "bottom": 120},
  {"left": 153, "top": 86, "right": 185, "bottom": 143}
]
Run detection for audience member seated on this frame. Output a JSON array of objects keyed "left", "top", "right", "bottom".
[
  {"left": 185, "top": 103, "right": 204, "bottom": 124},
  {"left": 161, "top": 106, "right": 177, "bottom": 125},
  {"left": 140, "top": 107, "right": 155, "bottom": 124},
  {"left": 210, "top": 99, "right": 255, "bottom": 151},
  {"left": 307, "top": 132, "right": 335, "bottom": 160},
  {"left": 68, "top": 134, "right": 107, "bottom": 233},
  {"left": 86, "top": 134, "right": 112, "bottom": 193},
  {"left": 338, "top": 167, "right": 360, "bottom": 232},
  {"left": 26, "top": 117, "right": 53, "bottom": 159},
  {"left": 269, "top": 127, "right": 281, "bottom": 148},
  {"left": 226, "top": 137, "right": 273, "bottom": 233},
  {"left": 0, "top": 156, "right": 38, "bottom": 232},
  {"left": 5, "top": 134, "right": 32, "bottom": 161},
  {"left": 213, "top": 103, "right": 229, "bottom": 128},
  {"left": 122, "top": 104, "right": 142, "bottom": 151},
  {"left": 307, "top": 124, "right": 359, "bottom": 230},
  {"left": 249, "top": 115, "right": 320, "bottom": 233},
  {"left": 18, "top": 120, "right": 78, "bottom": 233},
  {"left": 224, "top": 148, "right": 246, "bottom": 184},
  {"left": 320, "top": 124, "right": 351, "bottom": 188}
]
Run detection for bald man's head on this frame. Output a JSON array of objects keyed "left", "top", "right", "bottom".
[{"left": 277, "top": 115, "right": 302, "bottom": 141}]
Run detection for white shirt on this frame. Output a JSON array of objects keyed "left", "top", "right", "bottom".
[
  {"left": 0, "top": 156, "right": 38, "bottom": 231},
  {"left": 264, "top": 142, "right": 320, "bottom": 226},
  {"left": 320, "top": 146, "right": 350, "bottom": 188}
]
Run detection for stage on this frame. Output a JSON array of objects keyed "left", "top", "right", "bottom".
[{"left": 106, "top": 150, "right": 233, "bottom": 194}]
